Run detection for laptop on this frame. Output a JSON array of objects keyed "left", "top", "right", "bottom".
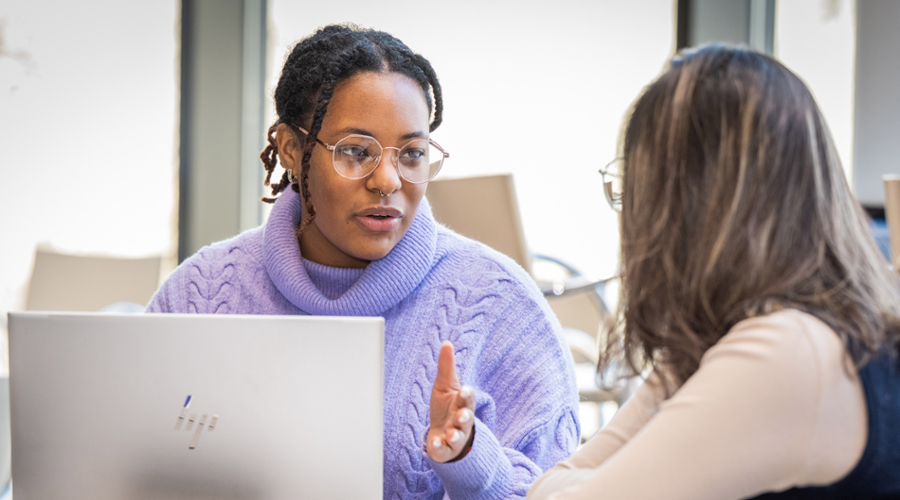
[{"left": 7, "top": 312, "right": 384, "bottom": 500}]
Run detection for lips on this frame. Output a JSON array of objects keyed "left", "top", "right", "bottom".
[{"left": 354, "top": 206, "right": 402, "bottom": 232}]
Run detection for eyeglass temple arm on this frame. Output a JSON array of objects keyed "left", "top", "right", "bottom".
[
  {"left": 292, "top": 124, "right": 334, "bottom": 150},
  {"left": 429, "top": 138, "right": 450, "bottom": 159}
]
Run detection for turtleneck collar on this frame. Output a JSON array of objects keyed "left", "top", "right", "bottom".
[
  {"left": 301, "top": 257, "right": 365, "bottom": 300},
  {"left": 262, "top": 187, "right": 438, "bottom": 316}
]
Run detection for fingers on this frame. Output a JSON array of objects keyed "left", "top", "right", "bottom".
[
  {"left": 456, "top": 407, "right": 474, "bottom": 428},
  {"left": 444, "top": 408, "right": 472, "bottom": 443},
  {"left": 428, "top": 423, "right": 471, "bottom": 463},
  {"left": 452, "top": 386, "right": 475, "bottom": 436},
  {"left": 426, "top": 385, "right": 477, "bottom": 463},
  {"left": 436, "top": 386, "right": 476, "bottom": 459},
  {"left": 433, "top": 341, "right": 459, "bottom": 392},
  {"left": 426, "top": 343, "right": 476, "bottom": 463},
  {"left": 427, "top": 431, "right": 458, "bottom": 463},
  {"left": 457, "top": 385, "right": 476, "bottom": 411},
  {"left": 446, "top": 427, "right": 466, "bottom": 446}
]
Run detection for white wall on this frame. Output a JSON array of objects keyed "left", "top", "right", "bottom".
[
  {"left": 852, "top": 0, "right": 900, "bottom": 206},
  {"left": 0, "top": 1, "right": 177, "bottom": 322},
  {"left": 268, "top": 0, "right": 675, "bottom": 280},
  {"left": 775, "top": 0, "right": 855, "bottom": 183}
]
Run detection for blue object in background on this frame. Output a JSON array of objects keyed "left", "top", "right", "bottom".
[{"left": 870, "top": 218, "right": 892, "bottom": 262}]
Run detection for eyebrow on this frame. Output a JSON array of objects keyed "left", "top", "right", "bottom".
[{"left": 334, "top": 127, "right": 425, "bottom": 141}]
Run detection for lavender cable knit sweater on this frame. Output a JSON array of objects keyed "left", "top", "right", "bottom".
[{"left": 147, "top": 188, "right": 580, "bottom": 499}]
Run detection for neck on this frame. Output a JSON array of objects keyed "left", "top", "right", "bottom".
[{"left": 298, "top": 220, "right": 369, "bottom": 269}]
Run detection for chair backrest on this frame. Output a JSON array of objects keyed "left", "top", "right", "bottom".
[
  {"left": 426, "top": 174, "right": 531, "bottom": 272},
  {"left": 546, "top": 280, "right": 609, "bottom": 340},
  {"left": 884, "top": 176, "right": 900, "bottom": 268},
  {"left": 25, "top": 250, "right": 162, "bottom": 311},
  {"left": 426, "top": 174, "right": 615, "bottom": 342}
]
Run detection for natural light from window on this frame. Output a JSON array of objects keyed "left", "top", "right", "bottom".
[
  {"left": 0, "top": 1, "right": 177, "bottom": 339},
  {"left": 775, "top": 0, "right": 855, "bottom": 182},
  {"left": 268, "top": 1, "right": 675, "bottom": 282}
]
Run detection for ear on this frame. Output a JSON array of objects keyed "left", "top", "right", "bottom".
[{"left": 275, "top": 123, "right": 302, "bottom": 173}]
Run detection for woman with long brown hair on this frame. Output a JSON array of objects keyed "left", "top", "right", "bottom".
[{"left": 529, "top": 45, "right": 900, "bottom": 499}]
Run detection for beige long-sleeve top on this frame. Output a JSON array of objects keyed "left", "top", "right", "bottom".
[{"left": 528, "top": 309, "right": 868, "bottom": 500}]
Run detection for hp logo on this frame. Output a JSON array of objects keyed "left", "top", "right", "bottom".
[{"left": 174, "top": 395, "right": 219, "bottom": 449}]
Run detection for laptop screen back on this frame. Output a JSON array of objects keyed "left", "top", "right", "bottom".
[{"left": 8, "top": 312, "right": 384, "bottom": 500}]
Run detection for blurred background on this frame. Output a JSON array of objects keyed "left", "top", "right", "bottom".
[{"left": 1, "top": 0, "right": 897, "bottom": 437}]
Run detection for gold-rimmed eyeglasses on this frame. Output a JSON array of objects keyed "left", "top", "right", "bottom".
[
  {"left": 599, "top": 158, "right": 623, "bottom": 213},
  {"left": 293, "top": 125, "right": 449, "bottom": 184}
]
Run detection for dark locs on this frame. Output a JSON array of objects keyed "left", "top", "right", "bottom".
[{"left": 259, "top": 24, "right": 444, "bottom": 234}]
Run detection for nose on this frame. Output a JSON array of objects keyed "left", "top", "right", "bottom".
[{"left": 366, "top": 147, "right": 403, "bottom": 196}]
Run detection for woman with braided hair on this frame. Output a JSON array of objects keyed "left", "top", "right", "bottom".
[{"left": 148, "top": 24, "right": 579, "bottom": 499}]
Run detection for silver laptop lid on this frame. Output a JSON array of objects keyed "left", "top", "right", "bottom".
[{"left": 8, "top": 312, "right": 384, "bottom": 500}]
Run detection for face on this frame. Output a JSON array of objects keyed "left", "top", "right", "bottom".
[{"left": 277, "top": 71, "right": 432, "bottom": 268}]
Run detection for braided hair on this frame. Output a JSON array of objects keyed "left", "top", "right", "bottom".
[{"left": 260, "top": 24, "right": 444, "bottom": 234}]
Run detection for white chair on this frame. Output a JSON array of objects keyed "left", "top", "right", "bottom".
[
  {"left": 426, "top": 174, "right": 532, "bottom": 272},
  {"left": 427, "top": 174, "right": 626, "bottom": 437},
  {"left": 25, "top": 249, "right": 162, "bottom": 312},
  {"left": 427, "top": 174, "right": 614, "bottom": 337}
]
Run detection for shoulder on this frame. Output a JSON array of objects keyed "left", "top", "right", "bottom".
[
  {"left": 709, "top": 309, "right": 849, "bottom": 375},
  {"left": 691, "top": 308, "right": 857, "bottom": 433},
  {"left": 688, "top": 310, "right": 866, "bottom": 487},
  {"left": 179, "top": 226, "right": 265, "bottom": 280},
  {"left": 431, "top": 224, "right": 543, "bottom": 301},
  {"left": 147, "top": 227, "right": 265, "bottom": 313},
  {"left": 426, "top": 225, "right": 561, "bottom": 338},
  {"left": 428, "top": 224, "right": 574, "bottom": 382}
]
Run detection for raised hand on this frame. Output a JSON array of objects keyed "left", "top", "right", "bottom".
[{"left": 426, "top": 341, "right": 476, "bottom": 463}]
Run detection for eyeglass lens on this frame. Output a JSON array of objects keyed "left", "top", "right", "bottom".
[
  {"left": 602, "top": 160, "right": 623, "bottom": 212},
  {"left": 332, "top": 135, "right": 443, "bottom": 183}
]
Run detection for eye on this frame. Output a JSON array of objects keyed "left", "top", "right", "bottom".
[
  {"left": 335, "top": 144, "right": 370, "bottom": 158},
  {"left": 400, "top": 148, "right": 426, "bottom": 161}
]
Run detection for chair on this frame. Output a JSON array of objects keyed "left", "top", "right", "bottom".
[
  {"left": 427, "top": 174, "right": 624, "bottom": 437},
  {"left": 426, "top": 174, "right": 614, "bottom": 335},
  {"left": 426, "top": 174, "right": 532, "bottom": 272},
  {"left": 25, "top": 249, "right": 162, "bottom": 312}
]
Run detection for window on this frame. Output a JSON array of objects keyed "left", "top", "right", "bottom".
[
  {"left": 775, "top": 0, "right": 855, "bottom": 179},
  {"left": 268, "top": 1, "right": 675, "bottom": 280},
  {"left": 0, "top": 1, "right": 178, "bottom": 360}
]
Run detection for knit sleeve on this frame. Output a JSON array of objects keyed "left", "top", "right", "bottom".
[
  {"left": 144, "top": 241, "right": 242, "bottom": 314},
  {"left": 429, "top": 409, "right": 579, "bottom": 500},
  {"left": 145, "top": 266, "right": 180, "bottom": 313},
  {"left": 426, "top": 258, "right": 581, "bottom": 499}
]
